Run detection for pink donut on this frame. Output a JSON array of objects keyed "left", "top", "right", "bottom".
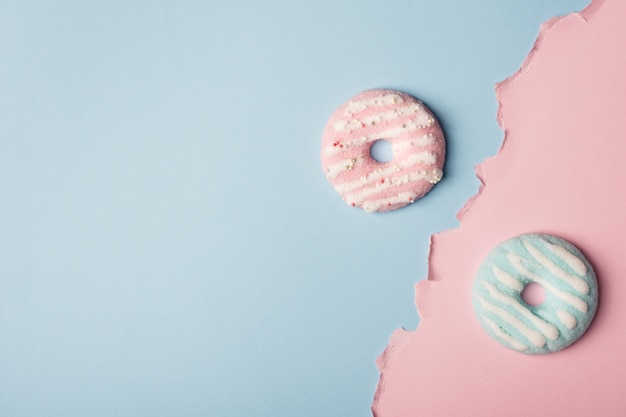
[{"left": 321, "top": 89, "right": 446, "bottom": 213}]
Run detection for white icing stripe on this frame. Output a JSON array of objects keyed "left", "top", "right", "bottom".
[
  {"left": 361, "top": 191, "right": 416, "bottom": 213},
  {"left": 325, "top": 158, "right": 362, "bottom": 180},
  {"left": 332, "top": 152, "right": 437, "bottom": 193},
  {"left": 323, "top": 120, "right": 434, "bottom": 157},
  {"left": 334, "top": 104, "right": 432, "bottom": 132},
  {"left": 544, "top": 241, "right": 587, "bottom": 276},
  {"left": 483, "top": 316, "right": 528, "bottom": 351},
  {"left": 556, "top": 310, "right": 577, "bottom": 330},
  {"left": 507, "top": 253, "right": 588, "bottom": 313},
  {"left": 491, "top": 265, "right": 524, "bottom": 291},
  {"left": 345, "top": 93, "right": 403, "bottom": 114},
  {"left": 476, "top": 295, "right": 547, "bottom": 348},
  {"left": 391, "top": 134, "right": 436, "bottom": 154},
  {"left": 343, "top": 168, "right": 440, "bottom": 205},
  {"left": 523, "top": 240, "right": 590, "bottom": 294},
  {"left": 413, "top": 110, "right": 435, "bottom": 128},
  {"left": 481, "top": 281, "right": 559, "bottom": 340}
]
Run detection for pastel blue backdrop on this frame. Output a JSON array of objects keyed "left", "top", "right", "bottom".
[{"left": 0, "top": 1, "right": 588, "bottom": 416}]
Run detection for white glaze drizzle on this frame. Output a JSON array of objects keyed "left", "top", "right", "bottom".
[
  {"left": 323, "top": 120, "right": 436, "bottom": 157},
  {"left": 476, "top": 295, "right": 547, "bottom": 348},
  {"left": 331, "top": 151, "right": 437, "bottom": 190},
  {"left": 343, "top": 168, "right": 441, "bottom": 206},
  {"left": 429, "top": 168, "right": 443, "bottom": 184},
  {"left": 544, "top": 241, "right": 588, "bottom": 275},
  {"left": 481, "top": 281, "right": 559, "bottom": 340},
  {"left": 345, "top": 93, "right": 403, "bottom": 115},
  {"left": 483, "top": 316, "right": 528, "bottom": 351},
  {"left": 507, "top": 253, "right": 588, "bottom": 313},
  {"left": 334, "top": 104, "right": 431, "bottom": 132},
  {"left": 491, "top": 265, "right": 524, "bottom": 291},
  {"left": 325, "top": 157, "right": 362, "bottom": 180},
  {"left": 556, "top": 310, "right": 577, "bottom": 330},
  {"left": 360, "top": 191, "right": 417, "bottom": 213},
  {"left": 391, "top": 134, "right": 436, "bottom": 154},
  {"left": 523, "top": 240, "right": 590, "bottom": 294},
  {"left": 412, "top": 109, "right": 435, "bottom": 128}
]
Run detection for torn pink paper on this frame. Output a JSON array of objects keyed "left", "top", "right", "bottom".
[{"left": 373, "top": 0, "right": 626, "bottom": 415}]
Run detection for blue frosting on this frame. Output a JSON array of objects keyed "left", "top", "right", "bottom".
[{"left": 472, "top": 233, "right": 598, "bottom": 355}]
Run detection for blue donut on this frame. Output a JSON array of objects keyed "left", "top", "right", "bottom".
[{"left": 472, "top": 233, "right": 598, "bottom": 354}]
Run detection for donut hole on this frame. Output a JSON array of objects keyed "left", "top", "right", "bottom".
[
  {"left": 521, "top": 282, "right": 546, "bottom": 306},
  {"left": 370, "top": 139, "right": 394, "bottom": 163}
]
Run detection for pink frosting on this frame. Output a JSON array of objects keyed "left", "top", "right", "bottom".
[
  {"left": 373, "top": 0, "right": 626, "bottom": 415},
  {"left": 320, "top": 90, "right": 445, "bottom": 213}
]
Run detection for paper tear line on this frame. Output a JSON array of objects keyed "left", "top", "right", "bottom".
[
  {"left": 496, "top": 1, "right": 594, "bottom": 131},
  {"left": 423, "top": 0, "right": 597, "bottom": 318},
  {"left": 373, "top": 0, "right": 598, "bottom": 391}
]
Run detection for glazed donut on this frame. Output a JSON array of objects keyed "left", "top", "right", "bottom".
[
  {"left": 472, "top": 233, "right": 598, "bottom": 354},
  {"left": 320, "top": 89, "right": 446, "bottom": 213}
]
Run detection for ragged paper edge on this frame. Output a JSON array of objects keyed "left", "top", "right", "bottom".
[{"left": 372, "top": 0, "right": 599, "bottom": 412}]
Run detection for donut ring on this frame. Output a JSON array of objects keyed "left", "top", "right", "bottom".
[
  {"left": 320, "top": 89, "right": 446, "bottom": 213},
  {"left": 472, "top": 233, "right": 598, "bottom": 354}
]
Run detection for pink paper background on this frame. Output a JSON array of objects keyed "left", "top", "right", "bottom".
[{"left": 373, "top": 0, "right": 626, "bottom": 415}]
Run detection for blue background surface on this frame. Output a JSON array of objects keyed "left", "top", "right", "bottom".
[{"left": 0, "top": 1, "right": 587, "bottom": 416}]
